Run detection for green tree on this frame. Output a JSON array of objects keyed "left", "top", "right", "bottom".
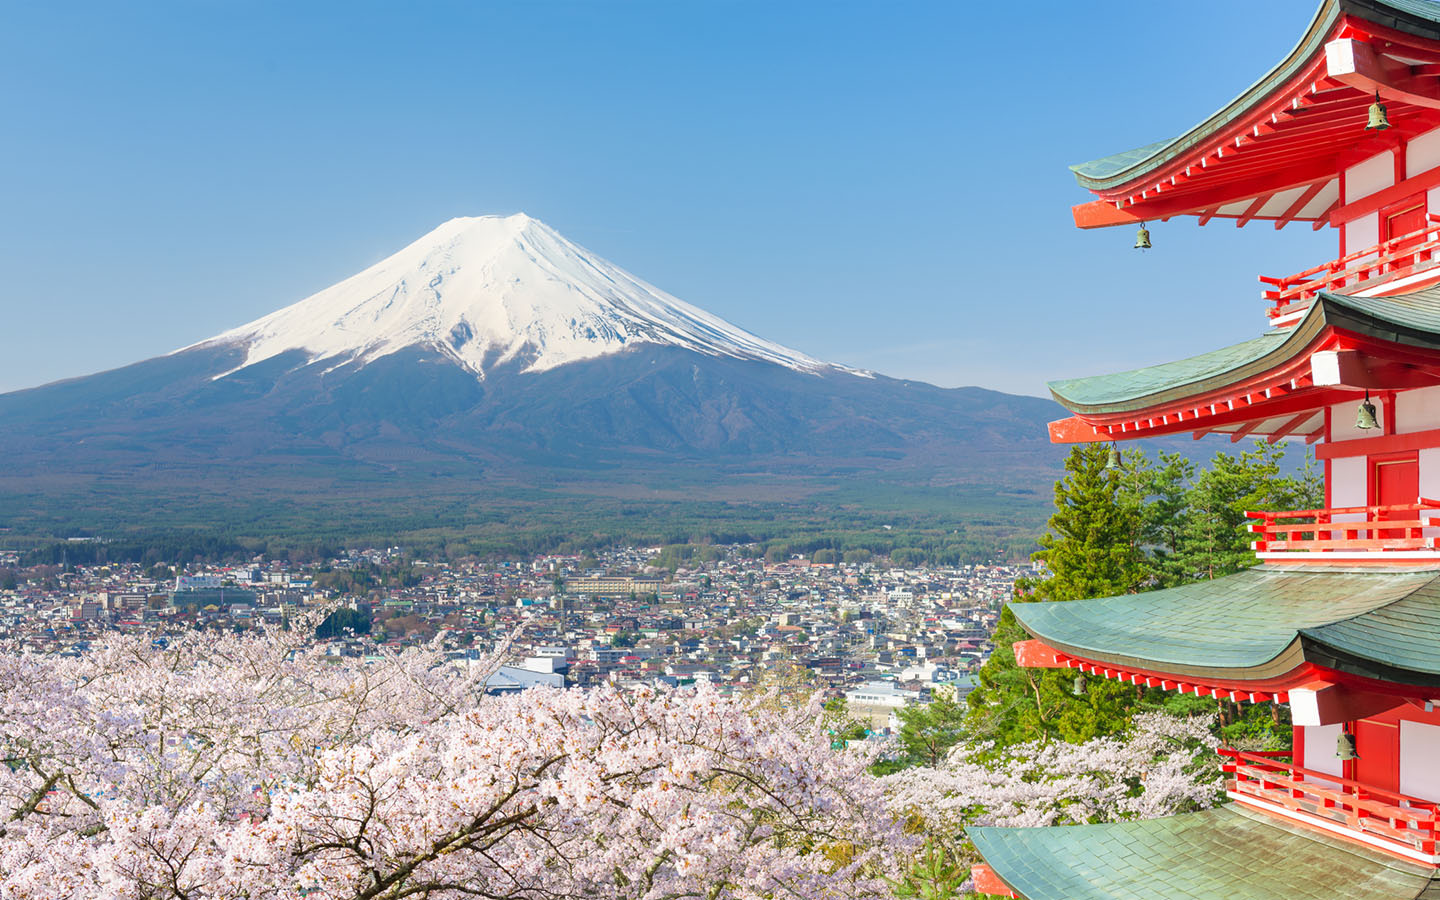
[
  {"left": 896, "top": 695, "right": 969, "bottom": 767},
  {"left": 966, "top": 444, "right": 1146, "bottom": 746},
  {"left": 316, "top": 606, "right": 372, "bottom": 639},
  {"left": 1173, "top": 442, "right": 1321, "bottom": 581},
  {"left": 821, "top": 697, "right": 868, "bottom": 743}
]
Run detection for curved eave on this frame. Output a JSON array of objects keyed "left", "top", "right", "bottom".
[
  {"left": 969, "top": 806, "right": 1439, "bottom": 900},
  {"left": 1071, "top": 0, "right": 1440, "bottom": 200},
  {"left": 1049, "top": 287, "right": 1440, "bottom": 419},
  {"left": 1009, "top": 566, "right": 1440, "bottom": 686},
  {"left": 1071, "top": 0, "right": 1345, "bottom": 192}
]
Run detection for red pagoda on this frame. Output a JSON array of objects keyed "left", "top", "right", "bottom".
[{"left": 969, "top": 1, "right": 1440, "bottom": 897}]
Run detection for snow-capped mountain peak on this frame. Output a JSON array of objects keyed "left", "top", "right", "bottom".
[{"left": 196, "top": 213, "right": 850, "bottom": 378}]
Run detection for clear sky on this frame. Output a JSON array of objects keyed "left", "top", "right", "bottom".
[{"left": 1, "top": 0, "right": 1331, "bottom": 397}]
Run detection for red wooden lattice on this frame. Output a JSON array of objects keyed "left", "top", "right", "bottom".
[
  {"left": 1260, "top": 215, "right": 1440, "bottom": 320},
  {"left": 1247, "top": 500, "right": 1440, "bottom": 553},
  {"left": 1221, "top": 747, "right": 1440, "bottom": 857}
]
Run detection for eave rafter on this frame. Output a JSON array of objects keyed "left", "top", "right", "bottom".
[
  {"left": 1013, "top": 640, "right": 1290, "bottom": 704},
  {"left": 1014, "top": 640, "right": 1419, "bottom": 727},
  {"left": 1050, "top": 327, "right": 1440, "bottom": 445},
  {"left": 1072, "top": 16, "right": 1440, "bottom": 231}
]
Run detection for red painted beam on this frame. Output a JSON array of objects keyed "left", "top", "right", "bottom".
[
  {"left": 971, "top": 865, "right": 1018, "bottom": 899},
  {"left": 1236, "top": 195, "right": 1271, "bottom": 228},
  {"left": 1230, "top": 418, "right": 1265, "bottom": 443},
  {"left": 1071, "top": 199, "right": 1144, "bottom": 230},
  {"left": 1105, "top": 160, "right": 1339, "bottom": 221},
  {"left": 1289, "top": 679, "right": 1407, "bottom": 727},
  {"left": 1268, "top": 412, "right": 1318, "bottom": 443},
  {"left": 1315, "top": 425, "right": 1440, "bottom": 460},
  {"left": 1013, "top": 639, "right": 1069, "bottom": 668},
  {"left": 1329, "top": 165, "right": 1440, "bottom": 226},
  {"left": 1275, "top": 181, "right": 1329, "bottom": 230},
  {"left": 1327, "top": 37, "right": 1440, "bottom": 111},
  {"left": 1047, "top": 416, "right": 1110, "bottom": 444}
]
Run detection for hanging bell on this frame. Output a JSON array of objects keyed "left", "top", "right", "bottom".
[
  {"left": 1134, "top": 223, "right": 1152, "bottom": 250},
  {"left": 1367, "top": 92, "right": 1391, "bottom": 132},
  {"left": 1073, "top": 673, "right": 1088, "bottom": 696},
  {"left": 1336, "top": 730, "right": 1360, "bottom": 761},
  {"left": 1356, "top": 394, "right": 1379, "bottom": 431},
  {"left": 1106, "top": 445, "right": 1122, "bottom": 471}
]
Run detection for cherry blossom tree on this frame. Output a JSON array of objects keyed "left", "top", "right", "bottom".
[
  {"left": 882, "top": 711, "right": 1221, "bottom": 897},
  {"left": 0, "top": 621, "right": 907, "bottom": 900}
]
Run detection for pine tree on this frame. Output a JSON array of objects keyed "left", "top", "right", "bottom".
[
  {"left": 965, "top": 444, "right": 1145, "bottom": 746},
  {"left": 1173, "top": 442, "right": 1322, "bottom": 581}
]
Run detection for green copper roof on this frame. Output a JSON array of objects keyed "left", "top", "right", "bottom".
[
  {"left": 970, "top": 805, "right": 1440, "bottom": 900},
  {"left": 1011, "top": 566, "right": 1440, "bottom": 683},
  {"left": 1071, "top": 0, "right": 1440, "bottom": 192},
  {"left": 1049, "top": 285, "right": 1440, "bottom": 416},
  {"left": 1047, "top": 332, "right": 1289, "bottom": 414}
]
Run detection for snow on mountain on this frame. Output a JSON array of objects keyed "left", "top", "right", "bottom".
[{"left": 195, "top": 213, "right": 856, "bottom": 379}]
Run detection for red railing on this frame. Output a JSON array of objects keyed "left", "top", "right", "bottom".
[
  {"left": 1247, "top": 500, "right": 1440, "bottom": 554},
  {"left": 1221, "top": 747, "right": 1440, "bottom": 857},
  {"left": 1261, "top": 215, "right": 1440, "bottom": 320}
]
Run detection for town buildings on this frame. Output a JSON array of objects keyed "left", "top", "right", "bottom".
[
  {"left": 0, "top": 544, "right": 1021, "bottom": 727},
  {"left": 971, "top": 1, "right": 1440, "bottom": 897}
]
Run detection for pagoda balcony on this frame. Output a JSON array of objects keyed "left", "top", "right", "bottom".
[
  {"left": 1220, "top": 747, "right": 1440, "bottom": 864},
  {"left": 1246, "top": 501, "right": 1440, "bottom": 561},
  {"left": 1261, "top": 217, "right": 1440, "bottom": 326}
]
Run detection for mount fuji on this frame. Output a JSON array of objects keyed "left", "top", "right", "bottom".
[
  {"left": 197, "top": 214, "right": 854, "bottom": 381},
  {"left": 0, "top": 214, "right": 1072, "bottom": 537}
]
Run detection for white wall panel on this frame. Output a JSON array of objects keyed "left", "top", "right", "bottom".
[
  {"left": 1304, "top": 723, "right": 1344, "bottom": 782},
  {"left": 1396, "top": 386, "right": 1440, "bottom": 433},
  {"left": 1331, "top": 399, "right": 1388, "bottom": 442},
  {"left": 1345, "top": 211, "right": 1379, "bottom": 255},
  {"left": 1330, "top": 455, "right": 1368, "bottom": 510},
  {"left": 1409, "top": 128, "right": 1440, "bottom": 178},
  {"left": 1401, "top": 721, "right": 1440, "bottom": 800},
  {"left": 1347, "top": 151, "right": 1395, "bottom": 201},
  {"left": 1422, "top": 449, "right": 1440, "bottom": 536}
]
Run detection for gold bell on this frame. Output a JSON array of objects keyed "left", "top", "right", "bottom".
[
  {"left": 1073, "top": 673, "right": 1087, "bottom": 696},
  {"left": 1357, "top": 392, "right": 1379, "bottom": 430},
  {"left": 1368, "top": 91, "right": 1390, "bottom": 131},
  {"left": 1134, "top": 223, "right": 1152, "bottom": 250},
  {"left": 1106, "top": 445, "right": 1122, "bottom": 471},
  {"left": 1337, "top": 730, "right": 1360, "bottom": 761}
]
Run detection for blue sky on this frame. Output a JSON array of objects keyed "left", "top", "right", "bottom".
[{"left": 1, "top": 0, "right": 1330, "bottom": 396}]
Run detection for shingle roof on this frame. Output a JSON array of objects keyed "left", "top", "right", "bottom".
[
  {"left": 1048, "top": 285, "right": 1440, "bottom": 416},
  {"left": 1070, "top": 0, "right": 1440, "bottom": 191},
  {"left": 1010, "top": 566, "right": 1440, "bottom": 684},
  {"left": 969, "top": 804, "right": 1440, "bottom": 900}
]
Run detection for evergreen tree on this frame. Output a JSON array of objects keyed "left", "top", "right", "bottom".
[
  {"left": 1173, "top": 442, "right": 1322, "bottom": 581},
  {"left": 966, "top": 444, "right": 1145, "bottom": 746}
]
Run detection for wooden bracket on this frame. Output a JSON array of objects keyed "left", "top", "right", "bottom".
[
  {"left": 1326, "top": 38, "right": 1440, "bottom": 110},
  {"left": 1012, "top": 639, "right": 1069, "bottom": 669},
  {"left": 1288, "top": 679, "right": 1405, "bottom": 726}
]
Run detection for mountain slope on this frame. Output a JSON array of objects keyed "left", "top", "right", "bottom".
[
  {"left": 0, "top": 214, "right": 1085, "bottom": 543},
  {"left": 195, "top": 214, "right": 847, "bottom": 379}
]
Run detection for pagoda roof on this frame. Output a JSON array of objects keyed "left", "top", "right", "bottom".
[
  {"left": 1070, "top": 0, "right": 1440, "bottom": 190},
  {"left": 969, "top": 804, "right": 1440, "bottom": 900},
  {"left": 1010, "top": 565, "right": 1440, "bottom": 686},
  {"left": 1069, "top": 0, "right": 1440, "bottom": 230},
  {"left": 1048, "top": 283, "right": 1440, "bottom": 422}
]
